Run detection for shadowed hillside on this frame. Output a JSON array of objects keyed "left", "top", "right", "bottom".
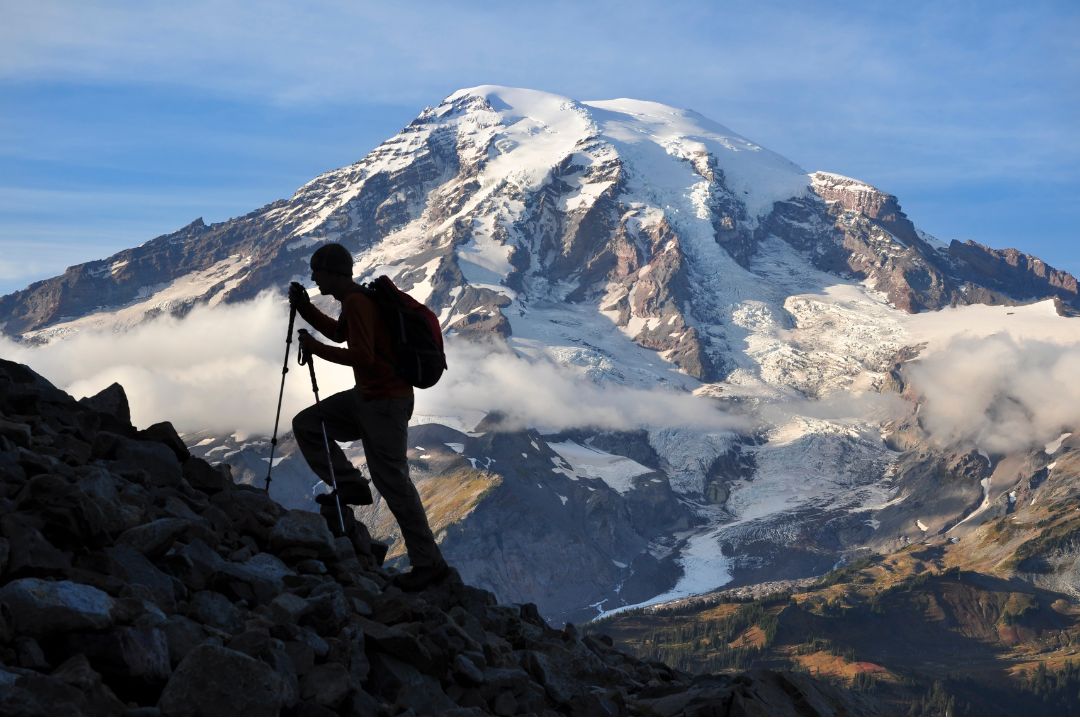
[
  {"left": 0, "top": 358, "right": 871, "bottom": 715},
  {"left": 590, "top": 543, "right": 1080, "bottom": 715}
]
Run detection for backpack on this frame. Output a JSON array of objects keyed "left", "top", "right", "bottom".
[{"left": 363, "top": 275, "right": 447, "bottom": 389}]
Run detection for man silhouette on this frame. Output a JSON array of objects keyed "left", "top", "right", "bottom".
[{"left": 289, "top": 243, "right": 449, "bottom": 590}]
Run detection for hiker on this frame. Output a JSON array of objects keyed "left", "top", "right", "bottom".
[{"left": 288, "top": 243, "right": 449, "bottom": 591}]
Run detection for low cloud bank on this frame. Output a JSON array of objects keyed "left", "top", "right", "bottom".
[
  {"left": 0, "top": 294, "right": 746, "bottom": 436},
  {"left": 904, "top": 334, "right": 1080, "bottom": 455},
  {"left": 902, "top": 301, "right": 1080, "bottom": 455},
  {"left": 421, "top": 340, "right": 748, "bottom": 434},
  {"left": 11, "top": 292, "right": 1075, "bottom": 454},
  {"left": 0, "top": 293, "right": 349, "bottom": 438}
]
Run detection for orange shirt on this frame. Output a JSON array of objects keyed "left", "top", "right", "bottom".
[{"left": 299, "top": 290, "right": 413, "bottom": 400}]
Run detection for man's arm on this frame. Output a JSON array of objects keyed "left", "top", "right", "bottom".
[
  {"left": 289, "top": 283, "right": 343, "bottom": 341},
  {"left": 298, "top": 293, "right": 379, "bottom": 370}
]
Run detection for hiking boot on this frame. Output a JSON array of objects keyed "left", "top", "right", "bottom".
[
  {"left": 391, "top": 562, "right": 451, "bottom": 592},
  {"left": 315, "top": 481, "right": 372, "bottom": 507}
]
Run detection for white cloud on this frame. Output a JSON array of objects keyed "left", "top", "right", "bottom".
[
  {"left": 902, "top": 301, "right": 1080, "bottom": 454},
  {"left": 5, "top": 289, "right": 1079, "bottom": 458},
  {"left": 0, "top": 293, "right": 746, "bottom": 436},
  {"left": 0, "top": 293, "right": 353, "bottom": 436},
  {"left": 419, "top": 339, "right": 749, "bottom": 434}
]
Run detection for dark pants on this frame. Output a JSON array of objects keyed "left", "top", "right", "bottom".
[{"left": 292, "top": 390, "right": 444, "bottom": 569}]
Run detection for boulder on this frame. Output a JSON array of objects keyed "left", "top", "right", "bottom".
[
  {"left": 211, "top": 486, "right": 283, "bottom": 544},
  {"left": 158, "top": 643, "right": 284, "bottom": 716},
  {"left": 300, "top": 661, "right": 351, "bottom": 708},
  {"left": 139, "top": 421, "right": 191, "bottom": 463},
  {"left": 117, "top": 518, "right": 192, "bottom": 558},
  {"left": 50, "top": 654, "right": 129, "bottom": 715},
  {"left": 270, "top": 510, "right": 336, "bottom": 559},
  {"left": 268, "top": 592, "right": 310, "bottom": 625},
  {"left": 369, "top": 652, "right": 455, "bottom": 715},
  {"left": 78, "top": 383, "right": 132, "bottom": 428},
  {"left": 183, "top": 456, "right": 229, "bottom": 494},
  {"left": 212, "top": 552, "right": 295, "bottom": 606},
  {"left": 113, "top": 437, "right": 183, "bottom": 486},
  {"left": 163, "top": 614, "right": 209, "bottom": 668},
  {"left": 188, "top": 590, "right": 245, "bottom": 634},
  {"left": 0, "top": 578, "right": 114, "bottom": 636},
  {"left": 104, "top": 545, "right": 179, "bottom": 612},
  {"left": 0, "top": 512, "right": 71, "bottom": 576},
  {"left": 0, "top": 418, "right": 31, "bottom": 447},
  {"left": 66, "top": 625, "right": 171, "bottom": 689},
  {"left": 0, "top": 666, "right": 92, "bottom": 715},
  {"left": 162, "top": 538, "right": 227, "bottom": 591}
]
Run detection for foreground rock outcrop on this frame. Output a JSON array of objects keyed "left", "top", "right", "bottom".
[{"left": 0, "top": 358, "right": 868, "bottom": 715}]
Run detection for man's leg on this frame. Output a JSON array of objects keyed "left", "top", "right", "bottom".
[
  {"left": 291, "top": 389, "right": 370, "bottom": 500},
  {"left": 357, "top": 396, "right": 445, "bottom": 569}
]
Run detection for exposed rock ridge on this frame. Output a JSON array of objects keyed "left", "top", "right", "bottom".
[
  {"left": 0, "top": 358, "right": 861, "bottom": 715},
  {"left": 761, "top": 171, "right": 1080, "bottom": 314}
]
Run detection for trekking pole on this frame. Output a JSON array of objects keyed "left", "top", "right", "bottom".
[
  {"left": 297, "top": 330, "right": 347, "bottom": 534},
  {"left": 265, "top": 303, "right": 297, "bottom": 491}
]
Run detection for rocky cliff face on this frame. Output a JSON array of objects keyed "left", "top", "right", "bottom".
[{"left": 0, "top": 358, "right": 869, "bottom": 715}]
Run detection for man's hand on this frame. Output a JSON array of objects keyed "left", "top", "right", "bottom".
[
  {"left": 297, "top": 328, "right": 322, "bottom": 362},
  {"left": 288, "top": 282, "right": 311, "bottom": 310}
]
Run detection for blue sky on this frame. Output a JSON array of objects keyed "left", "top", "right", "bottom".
[{"left": 2, "top": 0, "right": 1077, "bottom": 295}]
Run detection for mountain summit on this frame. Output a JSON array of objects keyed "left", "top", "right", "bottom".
[
  {"left": 2, "top": 86, "right": 1078, "bottom": 624},
  {"left": 3, "top": 85, "right": 1074, "bottom": 351}
]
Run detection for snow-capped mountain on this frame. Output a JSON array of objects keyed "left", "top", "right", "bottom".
[{"left": 3, "top": 86, "right": 1078, "bottom": 623}]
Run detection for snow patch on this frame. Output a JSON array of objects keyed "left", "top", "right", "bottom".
[{"left": 548, "top": 440, "right": 653, "bottom": 494}]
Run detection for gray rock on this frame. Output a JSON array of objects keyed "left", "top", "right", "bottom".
[
  {"left": 301, "top": 661, "right": 351, "bottom": 708},
  {"left": 0, "top": 418, "right": 31, "bottom": 447},
  {"left": 301, "top": 584, "right": 351, "bottom": 635},
  {"left": 163, "top": 614, "right": 208, "bottom": 668},
  {"left": 117, "top": 518, "right": 191, "bottom": 557},
  {"left": 523, "top": 649, "right": 576, "bottom": 706},
  {"left": 183, "top": 456, "right": 229, "bottom": 494},
  {"left": 0, "top": 578, "right": 114, "bottom": 636},
  {"left": 78, "top": 383, "right": 131, "bottom": 426},
  {"left": 50, "top": 654, "right": 128, "bottom": 715},
  {"left": 68, "top": 625, "right": 171, "bottom": 685},
  {"left": 267, "top": 646, "right": 301, "bottom": 710},
  {"left": 297, "top": 626, "right": 330, "bottom": 659},
  {"left": 0, "top": 513, "right": 71, "bottom": 576},
  {"left": 163, "top": 538, "right": 226, "bottom": 590},
  {"left": 340, "top": 623, "right": 371, "bottom": 687},
  {"left": 114, "top": 436, "right": 183, "bottom": 486},
  {"left": 370, "top": 652, "right": 455, "bottom": 715},
  {"left": 211, "top": 486, "right": 283, "bottom": 544},
  {"left": 158, "top": 643, "right": 283, "bottom": 716},
  {"left": 270, "top": 510, "right": 336, "bottom": 559},
  {"left": 16, "top": 636, "right": 48, "bottom": 670},
  {"left": 188, "top": 590, "right": 246, "bottom": 634},
  {"left": 105, "top": 545, "right": 178, "bottom": 612},
  {"left": 213, "top": 552, "right": 295, "bottom": 605},
  {"left": 139, "top": 421, "right": 190, "bottom": 463},
  {"left": 355, "top": 616, "right": 434, "bottom": 671},
  {"left": 296, "top": 558, "right": 327, "bottom": 574},
  {"left": 269, "top": 592, "right": 310, "bottom": 625},
  {"left": 452, "top": 653, "right": 484, "bottom": 686}
]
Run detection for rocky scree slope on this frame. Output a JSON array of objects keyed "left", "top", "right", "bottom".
[{"left": 0, "top": 359, "right": 869, "bottom": 715}]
